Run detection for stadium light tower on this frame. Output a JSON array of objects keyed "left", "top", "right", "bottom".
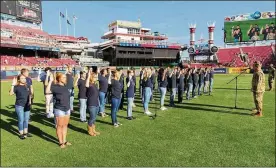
[
  {"left": 207, "top": 21, "right": 216, "bottom": 49},
  {"left": 188, "top": 23, "right": 196, "bottom": 48}
]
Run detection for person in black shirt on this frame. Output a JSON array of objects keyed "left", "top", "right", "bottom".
[
  {"left": 150, "top": 67, "right": 156, "bottom": 101},
  {"left": 130, "top": 67, "right": 137, "bottom": 107},
  {"left": 74, "top": 71, "right": 87, "bottom": 122},
  {"left": 118, "top": 68, "right": 125, "bottom": 110},
  {"left": 65, "top": 65, "right": 74, "bottom": 112},
  {"left": 192, "top": 68, "right": 199, "bottom": 98},
  {"left": 98, "top": 68, "right": 109, "bottom": 117},
  {"left": 21, "top": 68, "right": 33, "bottom": 122},
  {"left": 139, "top": 67, "right": 145, "bottom": 98},
  {"left": 9, "top": 75, "right": 33, "bottom": 140},
  {"left": 126, "top": 70, "right": 136, "bottom": 120},
  {"left": 198, "top": 68, "right": 205, "bottom": 95},
  {"left": 106, "top": 68, "right": 112, "bottom": 105},
  {"left": 169, "top": 67, "right": 177, "bottom": 107},
  {"left": 46, "top": 72, "right": 72, "bottom": 148},
  {"left": 109, "top": 70, "right": 122, "bottom": 127},
  {"left": 261, "top": 24, "right": 270, "bottom": 40},
  {"left": 269, "top": 22, "right": 275, "bottom": 33},
  {"left": 204, "top": 68, "right": 210, "bottom": 93},
  {"left": 209, "top": 67, "right": 215, "bottom": 93},
  {"left": 232, "top": 27, "right": 242, "bottom": 43},
  {"left": 177, "top": 68, "right": 185, "bottom": 103},
  {"left": 186, "top": 69, "right": 193, "bottom": 100},
  {"left": 158, "top": 68, "right": 168, "bottom": 111},
  {"left": 86, "top": 69, "right": 100, "bottom": 136}
]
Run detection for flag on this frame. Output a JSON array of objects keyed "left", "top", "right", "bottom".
[
  {"left": 73, "top": 15, "right": 78, "bottom": 20},
  {"left": 60, "top": 12, "right": 65, "bottom": 18},
  {"left": 67, "top": 19, "right": 71, "bottom": 25}
]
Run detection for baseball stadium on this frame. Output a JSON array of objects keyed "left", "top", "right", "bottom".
[{"left": 0, "top": 1, "right": 275, "bottom": 167}]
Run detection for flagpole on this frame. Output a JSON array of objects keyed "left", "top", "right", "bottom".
[
  {"left": 59, "top": 9, "right": 61, "bottom": 35},
  {"left": 66, "top": 8, "right": 68, "bottom": 36},
  {"left": 73, "top": 15, "right": 76, "bottom": 37}
]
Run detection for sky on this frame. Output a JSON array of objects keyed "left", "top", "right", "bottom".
[{"left": 42, "top": 1, "right": 275, "bottom": 46}]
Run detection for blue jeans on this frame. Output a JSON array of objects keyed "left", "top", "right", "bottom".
[
  {"left": 88, "top": 106, "right": 99, "bottom": 126},
  {"left": 54, "top": 109, "right": 71, "bottom": 117},
  {"left": 111, "top": 98, "right": 120, "bottom": 124},
  {"left": 159, "top": 87, "right": 167, "bottom": 107},
  {"left": 127, "top": 97, "right": 134, "bottom": 117},
  {"left": 68, "top": 89, "right": 74, "bottom": 111},
  {"left": 192, "top": 83, "right": 198, "bottom": 97},
  {"left": 209, "top": 78, "right": 214, "bottom": 92},
  {"left": 143, "top": 87, "right": 152, "bottom": 112},
  {"left": 99, "top": 92, "right": 106, "bottom": 113},
  {"left": 170, "top": 88, "right": 177, "bottom": 105},
  {"left": 15, "top": 105, "right": 30, "bottom": 132},
  {"left": 186, "top": 83, "right": 193, "bottom": 100},
  {"left": 198, "top": 82, "right": 204, "bottom": 95},
  {"left": 79, "top": 99, "right": 87, "bottom": 121}
]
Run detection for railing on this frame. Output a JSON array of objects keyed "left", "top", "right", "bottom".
[{"left": 102, "top": 31, "right": 167, "bottom": 37}]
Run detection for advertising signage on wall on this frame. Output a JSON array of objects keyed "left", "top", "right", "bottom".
[
  {"left": 224, "top": 11, "right": 276, "bottom": 43},
  {"left": 15, "top": 0, "right": 42, "bottom": 23}
]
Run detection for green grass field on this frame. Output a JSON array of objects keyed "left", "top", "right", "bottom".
[
  {"left": 1, "top": 74, "right": 275, "bottom": 167},
  {"left": 224, "top": 18, "right": 274, "bottom": 43}
]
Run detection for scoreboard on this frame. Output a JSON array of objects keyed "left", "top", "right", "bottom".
[{"left": 0, "top": 0, "right": 42, "bottom": 23}]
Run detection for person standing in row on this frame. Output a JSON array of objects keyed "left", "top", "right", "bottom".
[
  {"left": 204, "top": 68, "right": 210, "bottom": 94},
  {"left": 186, "top": 69, "right": 193, "bottom": 100},
  {"left": 39, "top": 67, "right": 54, "bottom": 118},
  {"left": 74, "top": 71, "right": 87, "bottom": 122},
  {"left": 46, "top": 72, "right": 72, "bottom": 148},
  {"left": 158, "top": 68, "right": 168, "bottom": 111},
  {"left": 268, "top": 64, "right": 275, "bottom": 91},
  {"left": 192, "top": 68, "right": 199, "bottom": 98},
  {"left": 209, "top": 67, "right": 215, "bottom": 93},
  {"left": 142, "top": 68, "right": 153, "bottom": 115},
  {"left": 150, "top": 67, "right": 156, "bottom": 101},
  {"left": 126, "top": 69, "right": 136, "bottom": 120},
  {"left": 130, "top": 67, "right": 137, "bottom": 107},
  {"left": 139, "top": 67, "right": 144, "bottom": 98},
  {"left": 21, "top": 69, "right": 34, "bottom": 122},
  {"left": 106, "top": 68, "right": 112, "bottom": 105},
  {"left": 251, "top": 61, "right": 265, "bottom": 117},
  {"left": 198, "top": 68, "right": 205, "bottom": 96},
  {"left": 169, "top": 67, "right": 177, "bottom": 107},
  {"left": 98, "top": 68, "right": 109, "bottom": 117},
  {"left": 86, "top": 69, "right": 100, "bottom": 136},
  {"left": 9, "top": 75, "right": 33, "bottom": 140},
  {"left": 118, "top": 68, "right": 125, "bottom": 110},
  {"left": 65, "top": 65, "right": 74, "bottom": 113},
  {"left": 109, "top": 70, "right": 122, "bottom": 127},
  {"left": 177, "top": 68, "right": 185, "bottom": 103}
]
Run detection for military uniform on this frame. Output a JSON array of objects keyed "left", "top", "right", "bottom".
[
  {"left": 251, "top": 62, "right": 265, "bottom": 116},
  {"left": 268, "top": 65, "right": 275, "bottom": 91}
]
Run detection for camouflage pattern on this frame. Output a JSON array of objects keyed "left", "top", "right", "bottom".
[{"left": 251, "top": 62, "right": 265, "bottom": 113}]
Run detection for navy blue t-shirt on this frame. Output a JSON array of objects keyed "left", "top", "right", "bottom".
[
  {"left": 178, "top": 74, "right": 185, "bottom": 90},
  {"left": 187, "top": 74, "right": 193, "bottom": 84},
  {"left": 86, "top": 84, "right": 99, "bottom": 107},
  {"left": 98, "top": 75, "right": 108, "bottom": 93},
  {"left": 159, "top": 74, "right": 168, "bottom": 88},
  {"left": 199, "top": 73, "right": 205, "bottom": 83},
  {"left": 142, "top": 78, "right": 152, "bottom": 88},
  {"left": 14, "top": 85, "right": 30, "bottom": 108},
  {"left": 119, "top": 74, "right": 124, "bottom": 92},
  {"left": 111, "top": 79, "right": 122, "bottom": 99},
  {"left": 66, "top": 73, "right": 74, "bottom": 89},
  {"left": 126, "top": 77, "right": 135, "bottom": 98},
  {"left": 209, "top": 70, "right": 214, "bottom": 79},
  {"left": 51, "top": 84, "right": 70, "bottom": 112},
  {"left": 78, "top": 79, "right": 87, "bottom": 99},
  {"left": 170, "top": 74, "right": 177, "bottom": 88},
  {"left": 193, "top": 73, "right": 199, "bottom": 84},
  {"left": 204, "top": 72, "right": 210, "bottom": 81}
]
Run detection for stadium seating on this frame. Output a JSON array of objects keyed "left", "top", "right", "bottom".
[{"left": 0, "top": 55, "right": 77, "bottom": 67}]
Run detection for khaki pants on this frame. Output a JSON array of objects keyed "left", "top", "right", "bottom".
[
  {"left": 45, "top": 94, "right": 54, "bottom": 115},
  {"left": 253, "top": 92, "right": 264, "bottom": 113},
  {"left": 204, "top": 81, "right": 209, "bottom": 93}
]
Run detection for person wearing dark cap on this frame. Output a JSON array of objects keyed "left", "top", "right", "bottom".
[
  {"left": 268, "top": 64, "right": 275, "bottom": 91},
  {"left": 251, "top": 61, "right": 265, "bottom": 117}
]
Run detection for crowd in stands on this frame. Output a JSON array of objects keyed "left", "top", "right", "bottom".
[{"left": 1, "top": 55, "right": 77, "bottom": 67}]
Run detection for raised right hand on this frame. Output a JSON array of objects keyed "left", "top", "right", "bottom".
[
  {"left": 12, "top": 77, "right": 17, "bottom": 86},
  {"left": 49, "top": 74, "right": 54, "bottom": 82}
]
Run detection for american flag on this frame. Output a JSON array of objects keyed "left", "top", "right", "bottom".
[{"left": 60, "top": 12, "right": 65, "bottom": 18}]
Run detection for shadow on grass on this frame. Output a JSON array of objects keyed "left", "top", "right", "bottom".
[
  {"left": 1, "top": 109, "right": 59, "bottom": 145},
  {"left": 214, "top": 87, "right": 250, "bottom": 91}
]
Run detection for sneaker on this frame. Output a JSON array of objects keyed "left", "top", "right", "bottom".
[
  {"left": 132, "top": 104, "right": 136, "bottom": 107},
  {"left": 19, "top": 134, "right": 26, "bottom": 140},
  {"left": 126, "top": 117, "right": 132, "bottom": 120},
  {"left": 145, "top": 111, "right": 153, "bottom": 116},
  {"left": 24, "top": 133, "right": 33, "bottom": 138},
  {"left": 49, "top": 113, "right": 55, "bottom": 118},
  {"left": 114, "top": 123, "right": 119, "bottom": 127}
]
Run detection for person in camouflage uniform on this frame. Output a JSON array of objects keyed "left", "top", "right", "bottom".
[
  {"left": 268, "top": 64, "right": 275, "bottom": 91},
  {"left": 251, "top": 61, "right": 265, "bottom": 117}
]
